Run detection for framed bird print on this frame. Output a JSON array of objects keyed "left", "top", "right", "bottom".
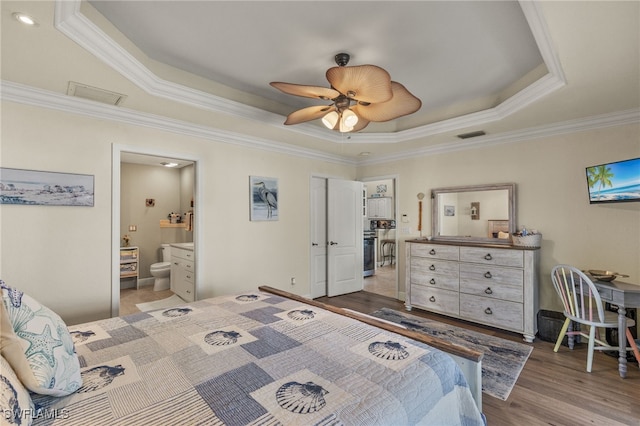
[{"left": 250, "top": 176, "right": 278, "bottom": 221}]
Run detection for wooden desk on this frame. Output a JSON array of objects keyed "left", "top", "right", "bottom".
[{"left": 591, "top": 277, "right": 640, "bottom": 378}]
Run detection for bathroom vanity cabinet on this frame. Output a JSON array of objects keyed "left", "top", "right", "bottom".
[
  {"left": 170, "top": 245, "right": 195, "bottom": 302},
  {"left": 405, "top": 240, "right": 539, "bottom": 342},
  {"left": 119, "top": 246, "right": 139, "bottom": 289}
]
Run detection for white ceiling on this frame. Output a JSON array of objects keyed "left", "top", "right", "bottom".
[
  {"left": 89, "top": 0, "right": 544, "bottom": 132},
  {"left": 1, "top": 1, "right": 638, "bottom": 162}
]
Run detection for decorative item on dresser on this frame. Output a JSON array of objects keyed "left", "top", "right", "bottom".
[{"left": 405, "top": 240, "right": 540, "bottom": 342}]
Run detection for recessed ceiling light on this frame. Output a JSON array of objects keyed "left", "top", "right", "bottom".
[
  {"left": 359, "top": 152, "right": 371, "bottom": 157},
  {"left": 160, "top": 162, "right": 179, "bottom": 168},
  {"left": 13, "top": 13, "right": 38, "bottom": 26}
]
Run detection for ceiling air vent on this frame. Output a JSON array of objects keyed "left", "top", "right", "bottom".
[
  {"left": 457, "top": 130, "right": 486, "bottom": 139},
  {"left": 67, "top": 81, "right": 127, "bottom": 106}
]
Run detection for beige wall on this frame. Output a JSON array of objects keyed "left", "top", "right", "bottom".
[
  {"left": 1, "top": 101, "right": 638, "bottom": 323},
  {"left": 358, "top": 123, "right": 640, "bottom": 312},
  {"left": 0, "top": 102, "right": 355, "bottom": 324}
]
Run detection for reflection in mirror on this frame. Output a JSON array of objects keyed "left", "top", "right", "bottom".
[{"left": 432, "top": 183, "right": 516, "bottom": 244}]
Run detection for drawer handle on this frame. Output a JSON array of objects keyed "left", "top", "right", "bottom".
[
  {"left": 429, "top": 296, "right": 436, "bottom": 302},
  {"left": 484, "top": 287, "right": 493, "bottom": 294},
  {"left": 429, "top": 249, "right": 436, "bottom": 255},
  {"left": 429, "top": 265, "right": 436, "bottom": 271},
  {"left": 186, "top": 275, "right": 192, "bottom": 279},
  {"left": 186, "top": 290, "right": 191, "bottom": 294},
  {"left": 484, "top": 254, "right": 493, "bottom": 261},
  {"left": 484, "top": 307, "right": 493, "bottom": 315},
  {"left": 430, "top": 278, "right": 436, "bottom": 285},
  {"left": 484, "top": 271, "right": 492, "bottom": 279},
  {"left": 173, "top": 262, "right": 179, "bottom": 266}
]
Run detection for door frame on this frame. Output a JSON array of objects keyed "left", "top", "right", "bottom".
[
  {"left": 360, "top": 174, "right": 400, "bottom": 299},
  {"left": 111, "top": 144, "right": 203, "bottom": 317},
  {"left": 309, "top": 173, "right": 361, "bottom": 299}
]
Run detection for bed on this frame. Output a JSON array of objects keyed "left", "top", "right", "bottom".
[{"left": 2, "top": 284, "right": 484, "bottom": 425}]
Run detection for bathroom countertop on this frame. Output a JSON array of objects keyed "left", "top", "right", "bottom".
[{"left": 170, "top": 242, "right": 194, "bottom": 251}]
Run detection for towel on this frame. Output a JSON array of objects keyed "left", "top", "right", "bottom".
[{"left": 185, "top": 212, "right": 193, "bottom": 232}]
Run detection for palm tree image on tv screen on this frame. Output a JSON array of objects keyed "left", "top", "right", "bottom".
[{"left": 585, "top": 157, "right": 640, "bottom": 204}]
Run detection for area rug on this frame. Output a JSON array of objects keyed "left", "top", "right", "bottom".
[
  {"left": 135, "top": 294, "right": 185, "bottom": 312},
  {"left": 370, "top": 307, "right": 533, "bottom": 401}
]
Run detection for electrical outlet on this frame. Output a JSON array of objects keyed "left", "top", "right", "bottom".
[{"left": 290, "top": 277, "right": 296, "bottom": 286}]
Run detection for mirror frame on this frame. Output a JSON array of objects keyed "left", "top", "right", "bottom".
[{"left": 431, "top": 183, "right": 516, "bottom": 245}]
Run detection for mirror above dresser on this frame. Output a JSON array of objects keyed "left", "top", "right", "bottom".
[{"left": 431, "top": 183, "right": 516, "bottom": 244}]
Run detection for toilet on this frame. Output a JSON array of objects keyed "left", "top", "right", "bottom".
[{"left": 150, "top": 244, "right": 171, "bottom": 291}]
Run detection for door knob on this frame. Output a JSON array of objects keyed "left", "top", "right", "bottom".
[
  {"left": 330, "top": 241, "right": 338, "bottom": 245},
  {"left": 312, "top": 243, "right": 318, "bottom": 246}
]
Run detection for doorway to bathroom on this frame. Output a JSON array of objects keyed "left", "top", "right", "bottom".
[{"left": 111, "top": 145, "right": 201, "bottom": 317}]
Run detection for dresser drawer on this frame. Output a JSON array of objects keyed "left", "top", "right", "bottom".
[
  {"left": 172, "top": 247, "right": 194, "bottom": 262},
  {"left": 460, "top": 280, "right": 523, "bottom": 303},
  {"left": 410, "top": 286, "right": 459, "bottom": 316},
  {"left": 459, "top": 264, "right": 523, "bottom": 299},
  {"left": 460, "top": 294, "right": 523, "bottom": 331},
  {"left": 175, "top": 281, "right": 195, "bottom": 302},
  {"left": 172, "top": 267, "right": 195, "bottom": 301},
  {"left": 411, "top": 258, "right": 459, "bottom": 291},
  {"left": 172, "top": 258, "right": 194, "bottom": 272},
  {"left": 411, "top": 243, "right": 459, "bottom": 261},
  {"left": 460, "top": 246, "right": 523, "bottom": 268}
]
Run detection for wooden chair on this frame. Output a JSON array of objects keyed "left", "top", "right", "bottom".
[{"left": 551, "top": 265, "right": 640, "bottom": 372}]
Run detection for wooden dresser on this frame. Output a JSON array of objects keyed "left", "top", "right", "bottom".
[{"left": 406, "top": 240, "right": 540, "bottom": 342}]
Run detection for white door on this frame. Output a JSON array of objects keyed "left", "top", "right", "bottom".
[
  {"left": 310, "top": 177, "right": 327, "bottom": 298},
  {"left": 327, "top": 178, "right": 363, "bottom": 297}
]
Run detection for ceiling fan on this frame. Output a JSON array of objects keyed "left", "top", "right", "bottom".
[{"left": 270, "top": 53, "right": 422, "bottom": 133}]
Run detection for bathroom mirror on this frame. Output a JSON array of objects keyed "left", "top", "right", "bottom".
[{"left": 431, "top": 183, "right": 516, "bottom": 244}]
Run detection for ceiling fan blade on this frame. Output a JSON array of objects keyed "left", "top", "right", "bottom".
[
  {"left": 354, "top": 82, "right": 422, "bottom": 122},
  {"left": 270, "top": 82, "right": 340, "bottom": 100},
  {"left": 326, "top": 65, "right": 393, "bottom": 104},
  {"left": 284, "top": 105, "right": 336, "bottom": 125}
]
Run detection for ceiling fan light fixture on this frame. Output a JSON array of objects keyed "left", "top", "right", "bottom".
[
  {"left": 322, "top": 111, "right": 339, "bottom": 129},
  {"left": 339, "top": 119, "right": 354, "bottom": 133},
  {"left": 342, "top": 109, "right": 359, "bottom": 127},
  {"left": 270, "top": 52, "right": 420, "bottom": 133}
]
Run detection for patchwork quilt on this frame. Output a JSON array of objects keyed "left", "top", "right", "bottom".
[{"left": 32, "top": 292, "right": 484, "bottom": 425}]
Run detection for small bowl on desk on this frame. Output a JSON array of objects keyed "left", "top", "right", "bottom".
[{"left": 587, "top": 269, "right": 629, "bottom": 282}]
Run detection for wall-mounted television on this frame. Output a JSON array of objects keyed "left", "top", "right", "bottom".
[{"left": 585, "top": 157, "right": 640, "bottom": 204}]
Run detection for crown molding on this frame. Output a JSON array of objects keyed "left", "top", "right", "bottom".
[
  {"left": 3, "top": 80, "right": 637, "bottom": 168},
  {"left": 54, "top": 0, "right": 566, "bottom": 144},
  {"left": 358, "top": 108, "right": 640, "bottom": 166},
  {"left": 0, "top": 80, "right": 356, "bottom": 166}
]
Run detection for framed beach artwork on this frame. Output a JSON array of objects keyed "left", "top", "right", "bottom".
[
  {"left": 250, "top": 176, "right": 278, "bottom": 221},
  {"left": 0, "top": 167, "right": 94, "bottom": 206}
]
